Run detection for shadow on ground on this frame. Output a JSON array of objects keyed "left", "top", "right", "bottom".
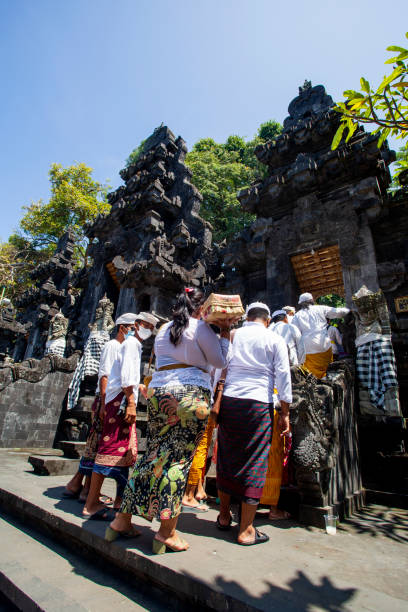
[{"left": 344, "top": 505, "right": 408, "bottom": 544}]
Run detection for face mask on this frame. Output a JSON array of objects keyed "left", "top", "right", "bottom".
[
  {"left": 125, "top": 330, "right": 135, "bottom": 338},
  {"left": 137, "top": 326, "right": 152, "bottom": 340}
]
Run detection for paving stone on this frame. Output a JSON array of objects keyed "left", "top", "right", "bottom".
[
  {"left": 0, "top": 450, "right": 407, "bottom": 611},
  {"left": 28, "top": 455, "right": 79, "bottom": 475}
]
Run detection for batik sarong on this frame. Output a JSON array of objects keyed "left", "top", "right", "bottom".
[
  {"left": 120, "top": 384, "right": 210, "bottom": 521},
  {"left": 356, "top": 338, "right": 398, "bottom": 409},
  {"left": 216, "top": 395, "right": 273, "bottom": 501},
  {"left": 78, "top": 396, "right": 103, "bottom": 476},
  {"left": 93, "top": 392, "right": 137, "bottom": 469}
]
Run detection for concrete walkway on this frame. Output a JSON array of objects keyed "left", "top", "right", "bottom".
[{"left": 0, "top": 449, "right": 407, "bottom": 611}]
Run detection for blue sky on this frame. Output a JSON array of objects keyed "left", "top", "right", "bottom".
[{"left": 0, "top": 0, "right": 406, "bottom": 240}]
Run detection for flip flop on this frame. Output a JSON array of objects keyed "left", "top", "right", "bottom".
[
  {"left": 88, "top": 508, "right": 116, "bottom": 521},
  {"left": 62, "top": 490, "right": 80, "bottom": 499},
  {"left": 105, "top": 525, "right": 142, "bottom": 542},
  {"left": 181, "top": 503, "right": 209, "bottom": 513},
  {"left": 238, "top": 529, "right": 270, "bottom": 546},
  {"left": 216, "top": 514, "right": 232, "bottom": 531}
]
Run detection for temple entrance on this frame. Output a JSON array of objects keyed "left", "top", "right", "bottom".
[{"left": 291, "top": 244, "right": 345, "bottom": 299}]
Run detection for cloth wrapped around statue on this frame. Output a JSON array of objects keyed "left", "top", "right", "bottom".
[
  {"left": 353, "top": 286, "right": 400, "bottom": 414},
  {"left": 67, "top": 331, "right": 110, "bottom": 410},
  {"left": 201, "top": 293, "right": 244, "bottom": 325}
]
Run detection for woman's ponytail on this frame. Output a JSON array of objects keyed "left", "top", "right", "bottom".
[{"left": 169, "top": 287, "right": 205, "bottom": 345}]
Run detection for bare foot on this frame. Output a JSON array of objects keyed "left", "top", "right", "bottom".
[
  {"left": 268, "top": 507, "right": 290, "bottom": 520},
  {"left": 110, "top": 514, "right": 133, "bottom": 533},
  {"left": 155, "top": 532, "right": 189, "bottom": 551},
  {"left": 237, "top": 525, "right": 256, "bottom": 545},
  {"left": 82, "top": 501, "right": 109, "bottom": 517},
  {"left": 195, "top": 480, "right": 207, "bottom": 502}
]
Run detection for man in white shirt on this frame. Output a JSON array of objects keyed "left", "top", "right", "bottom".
[
  {"left": 64, "top": 312, "right": 137, "bottom": 503},
  {"left": 292, "top": 293, "right": 349, "bottom": 378},
  {"left": 283, "top": 305, "right": 296, "bottom": 323},
  {"left": 216, "top": 302, "right": 292, "bottom": 546},
  {"left": 83, "top": 311, "right": 159, "bottom": 520},
  {"left": 271, "top": 309, "right": 306, "bottom": 366}
]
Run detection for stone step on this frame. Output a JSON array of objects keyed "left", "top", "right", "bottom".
[
  {"left": 0, "top": 512, "right": 170, "bottom": 611},
  {"left": 1, "top": 449, "right": 408, "bottom": 612},
  {"left": 58, "top": 440, "right": 86, "bottom": 458},
  {"left": 28, "top": 455, "right": 79, "bottom": 476}
]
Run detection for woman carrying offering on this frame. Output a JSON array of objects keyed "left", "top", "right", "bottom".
[{"left": 106, "top": 287, "right": 231, "bottom": 554}]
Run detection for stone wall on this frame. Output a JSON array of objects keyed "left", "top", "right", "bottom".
[{"left": 0, "top": 369, "right": 74, "bottom": 448}]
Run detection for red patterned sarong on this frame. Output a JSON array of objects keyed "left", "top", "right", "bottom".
[{"left": 95, "top": 392, "right": 137, "bottom": 467}]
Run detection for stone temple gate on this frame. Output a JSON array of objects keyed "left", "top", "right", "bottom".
[
  {"left": 0, "top": 82, "right": 407, "bottom": 525},
  {"left": 222, "top": 83, "right": 395, "bottom": 311}
]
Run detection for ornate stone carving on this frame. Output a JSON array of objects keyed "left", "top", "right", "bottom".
[{"left": 89, "top": 295, "right": 115, "bottom": 335}]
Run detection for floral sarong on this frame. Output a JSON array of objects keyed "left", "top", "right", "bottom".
[
  {"left": 94, "top": 392, "right": 137, "bottom": 468},
  {"left": 120, "top": 384, "right": 210, "bottom": 521}
]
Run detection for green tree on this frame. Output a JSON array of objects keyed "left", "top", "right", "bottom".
[
  {"left": 0, "top": 234, "right": 49, "bottom": 302},
  {"left": 1, "top": 163, "right": 110, "bottom": 302},
  {"left": 185, "top": 121, "right": 282, "bottom": 241},
  {"left": 19, "top": 163, "right": 110, "bottom": 253},
  {"left": 332, "top": 32, "right": 408, "bottom": 149}
]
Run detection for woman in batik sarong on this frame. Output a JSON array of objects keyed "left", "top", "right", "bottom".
[
  {"left": 292, "top": 293, "right": 349, "bottom": 379},
  {"left": 216, "top": 302, "right": 292, "bottom": 546},
  {"left": 106, "top": 288, "right": 231, "bottom": 554}
]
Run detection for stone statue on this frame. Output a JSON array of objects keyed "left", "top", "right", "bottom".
[
  {"left": 353, "top": 286, "right": 400, "bottom": 415},
  {"left": 89, "top": 295, "right": 115, "bottom": 336},
  {"left": 44, "top": 311, "right": 68, "bottom": 358}
]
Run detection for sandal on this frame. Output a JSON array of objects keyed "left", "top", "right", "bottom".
[
  {"left": 216, "top": 514, "right": 232, "bottom": 531},
  {"left": 152, "top": 536, "right": 189, "bottom": 555},
  {"left": 105, "top": 525, "right": 141, "bottom": 542},
  {"left": 181, "top": 503, "right": 209, "bottom": 513},
  {"left": 238, "top": 529, "right": 269, "bottom": 546},
  {"left": 88, "top": 508, "right": 116, "bottom": 521}
]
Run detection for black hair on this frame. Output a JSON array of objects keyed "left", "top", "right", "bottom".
[
  {"left": 299, "top": 299, "right": 314, "bottom": 310},
  {"left": 169, "top": 288, "right": 205, "bottom": 346},
  {"left": 246, "top": 307, "right": 270, "bottom": 321},
  {"left": 272, "top": 313, "right": 287, "bottom": 324}
]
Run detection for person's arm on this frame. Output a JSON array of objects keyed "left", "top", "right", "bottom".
[
  {"left": 99, "top": 375, "right": 108, "bottom": 419},
  {"left": 273, "top": 336, "right": 292, "bottom": 436},
  {"left": 323, "top": 305, "right": 350, "bottom": 319},
  {"left": 120, "top": 339, "right": 141, "bottom": 425},
  {"left": 292, "top": 325, "right": 306, "bottom": 365},
  {"left": 197, "top": 322, "right": 231, "bottom": 369}
]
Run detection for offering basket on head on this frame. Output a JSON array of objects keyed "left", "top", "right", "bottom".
[{"left": 201, "top": 293, "right": 244, "bottom": 326}]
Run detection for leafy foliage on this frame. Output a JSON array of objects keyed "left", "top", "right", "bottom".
[
  {"left": 0, "top": 234, "right": 50, "bottom": 302},
  {"left": 316, "top": 294, "right": 346, "bottom": 308},
  {"left": 1, "top": 163, "right": 110, "bottom": 301},
  {"left": 185, "top": 121, "right": 282, "bottom": 241},
  {"left": 125, "top": 140, "right": 146, "bottom": 167},
  {"left": 19, "top": 163, "right": 110, "bottom": 252},
  {"left": 332, "top": 32, "right": 408, "bottom": 150}
]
